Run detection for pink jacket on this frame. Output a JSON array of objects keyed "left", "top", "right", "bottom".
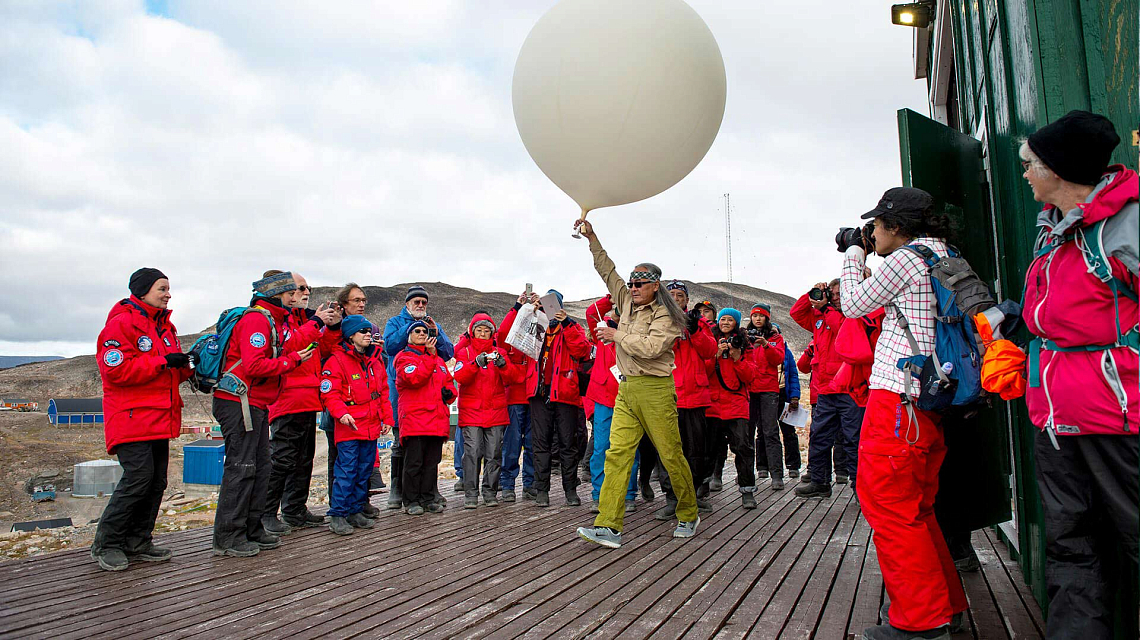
[{"left": 1024, "top": 166, "right": 1138, "bottom": 436}]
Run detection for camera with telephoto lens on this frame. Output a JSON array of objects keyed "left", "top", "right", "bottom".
[
  {"left": 809, "top": 286, "right": 830, "bottom": 302},
  {"left": 835, "top": 221, "right": 876, "bottom": 252},
  {"left": 720, "top": 332, "right": 746, "bottom": 358}
]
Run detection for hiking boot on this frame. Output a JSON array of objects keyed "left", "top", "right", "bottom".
[
  {"left": 482, "top": 492, "right": 499, "bottom": 507},
  {"left": 213, "top": 541, "right": 260, "bottom": 557},
  {"left": 795, "top": 482, "right": 832, "bottom": 499},
  {"left": 860, "top": 623, "right": 949, "bottom": 640},
  {"left": 360, "top": 503, "right": 380, "bottom": 518},
  {"left": 625, "top": 499, "right": 636, "bottom": 513},
  {"left": 433, "top": 492, "right": 447, "bottom": 507},
  {"left": 535, "top": 490, "right": 550, "bottom": 507},
  {"left": 673, "top": 516, "right": 700, "bottom": 538},
  {"left": 406, "top": 504, "right": 425, "bottom": 516},
  {"left": 426, "top": 502, "right": 445, "bottom": 513},
  {"left": 654, "top": 501, "right": 677, "bottom": 521},
  {"left": 261, "top": 515, "right": 291, "bottom": 535},
  {"left": 329, "top": 516, "right": 354, "bottom": 535},
  {"left": 453, "top": 479, "right": 464, "bottom": 492},
  {"left": 757, "top": 469, "right": 770, "bottom": 479},
  {"left": 565, "top": 490, "right": 581, "bottom": 507},
  {"left": 368, "top": 470, "right": 386, "bottom": 492},
  {"left": 771, "top": 477, "right": 785, "bottom": 491},
  {"left": 577, "top": 526, "right": 621, "bottom": 549},
  {"left": 590, "top": 500, "right": 600, "bottom": 513},
  {"left": 709, "top": 476, "right": 723, "bottom": 492},
  {"left": 346, "top": 513, "right": 375, "bottom": 529},
  {"left": 283, "top": 512, "right": 323, "bottom": 528},
  {"left": 697, "top": 498, "right": 713, "bottom": 513},
  {"left": 836, "top": 474, "right": 849, "bottom": 485},
  {"left": 91, "top": 548, "right": 129, "bottom": 571},
  {"left": 800, "top": 472, "right": 812, "bottom": 484},
  {"left": 879, "top": 602, "right": 966, "bottom": 634},
  {"left": 250, "top": 533, "right": 280, "bottom": 549},
  {"left": 501, "top": 489, "right": 517, "bottom": 503},
  {"left": 741, "top": 492, "right": 758, "bottom": 509},
  {"left": 128, "top": 543, "right": 172, "bottom": 563},
  {"left": 522, "top": 487, "right": 538, "bottom": 501},
  {"left": 640, "top": 478, "right": 655, "bottom": 502},
  {"left": 464, "top": 497, "right": 479, "bottom": 509}
]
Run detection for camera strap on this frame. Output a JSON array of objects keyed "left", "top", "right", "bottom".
[{"left": 715, "top": 358, "right": 744, "bottom": 393}]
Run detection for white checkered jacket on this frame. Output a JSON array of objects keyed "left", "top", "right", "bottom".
[{"left": 839, "top": 237, "right": 948, "bottom": 395}]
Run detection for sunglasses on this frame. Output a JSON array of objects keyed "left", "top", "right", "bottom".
[
  {"left": 410, "top": 328, "right": 428, "bottom": 335},
  {"left": 627, "top": 281, "right": 654, "bottom": 289},
  {"left": 297, "top": 286, "right": 312, "bottom": 293},
  {"left": 356, "top": 328, "right": 371, "bottom": 335}
]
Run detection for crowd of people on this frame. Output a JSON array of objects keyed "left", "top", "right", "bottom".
[{"left": 88, "top": 110, "right": 1135, "bottom": 640}]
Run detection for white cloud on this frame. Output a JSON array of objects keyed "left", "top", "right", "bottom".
[{"left": 0, "top": 0, "right": 928, "bottom": 353}]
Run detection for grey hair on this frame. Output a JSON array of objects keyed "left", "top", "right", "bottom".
[
  {"left": 636, "top": 263, "right": 688, "bottom": 330},
  {"left": 1017, "top": 139, "right": 1054, "bottom": 178}
]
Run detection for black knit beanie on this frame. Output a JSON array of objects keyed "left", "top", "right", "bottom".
[
  {"left": 129, "top": 267, "right": 167, "bottom": 299},
  {"left": 405, "top": 286, "right": 429, "bottom": 303},
  {"left": 1027, "top": 110, "right": 1120, "bottom": 186}
]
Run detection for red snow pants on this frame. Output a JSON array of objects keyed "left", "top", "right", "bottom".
[{"left": 856, "top": 390, "right": 968, "bottom": 631}]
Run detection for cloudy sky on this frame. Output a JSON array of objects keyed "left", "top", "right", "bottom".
[{"left": 0, "top": 0, "right": 928, "bottom": 357}]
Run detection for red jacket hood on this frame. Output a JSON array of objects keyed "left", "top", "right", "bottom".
[
  {"left": 467, "top": 313, "right": 498, "bottom": 352},
  {"left": 1044, "top": 166, "right": 1138, "bottom": 227}
]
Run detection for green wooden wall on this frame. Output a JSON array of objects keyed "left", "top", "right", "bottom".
[{"left": 942, "top": 0, "right": 1138, "bottom": 631}]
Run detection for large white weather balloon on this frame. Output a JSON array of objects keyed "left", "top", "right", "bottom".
[{"left": 512, "top": 0, "right": 727, "bottom": 227}]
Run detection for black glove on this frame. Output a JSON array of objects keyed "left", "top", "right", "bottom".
[
  {"left": 164, "top": 353, "right": 190, "bottom": 369},
  {"left": 494, "top": 354, "right": 507, "bottom": 368},
  {"left": 441, "top": 387, "right": 456, "bottom": 403},
  {"left": 686, "top": 310, "right": 700, "bottom": 334},
  {"left": 475, "top": 353, "right": 489, "bottom": 368}
]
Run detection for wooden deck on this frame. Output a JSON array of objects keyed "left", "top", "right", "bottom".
[{"left": 0, "top": 471, "right": 1044, "bottom": 639}]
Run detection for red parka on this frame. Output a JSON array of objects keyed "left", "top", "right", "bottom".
[
  {"left": 790, "top": 294, "right": 846, "bottom": 396},
  {"left": 496, "top": 304, "right": 591, "bottom": 406},
  {"left": 747, "top": 331, "right": 786, "bottom": 393},
  {"left": 497, "top": 305, "right": 534, "bottom": 407},
  {"left": 584, "top": 296, "right": 619, "bottom": 409},
  {"left": 452, "top": 314, "right": 524, "bottom": 428},
  {"left": 394, "top": 345, "right": 455, "bottom": 442},
  {"left": 706, "top": 341, "right": 756, "bottom": 421},
  {"left": 831, "top": 309, "right": 885, "bottom": 407},
  {"left": 97, "top": 296, "right": 192, "bottom": 453},
  {"left": 674, "top": 317, "right": 718, "bottom": 409},
  {"left": 214, "top": 297, "right": 312, "bottom": 410},
  {"left": 269, "top": 308, "right": 342, "bottom": 422},
  {"left": 320, "top": 345, "right": 393, "bottom": 444},
  {"left": 797, "top": 342, "right": 819, "bottom": 405}
]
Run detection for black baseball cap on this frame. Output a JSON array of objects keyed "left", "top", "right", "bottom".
[{"left": 861, "top": 187, "right": 934, "bottom": 220}]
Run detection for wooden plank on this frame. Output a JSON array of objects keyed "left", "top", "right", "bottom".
[
  {"left": 846, "top": 520, "right": 884, "bottom": 639},
  {"left": 812, "top": 503, "right": 872, "bottom": 638},
  {"left": 976, "top": 529, "right": 1045, "bottom": 638},
  {"left": 781, "top": 497, "right": 864, "bottom": 637}
]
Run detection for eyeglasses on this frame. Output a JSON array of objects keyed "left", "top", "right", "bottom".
[
  {"left": 348, "top": 297, "right": 367, "bottom": 304},
  {"left": 297, "top": 286, "right": 311, "bottom": 293},
  {"left": 1020, "top": 160, "right": 1034, "bottom": 171},
  {"left": 627, "top": 281, "right": 654, "bottom": 289},
  {"left": 410, "top": 328, "right": 428, "bottom": 335},
  {"left": 408, "top": 299, "right": 427, "bottom": 306}
]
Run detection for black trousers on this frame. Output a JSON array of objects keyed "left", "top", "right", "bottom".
[
  {"left": 639, "top": 436, "right": 660, "bottom": 487},
  {"left": 751, "top": 392, "right": 785, "bottom": 479},
  {"left": 266, "top": 411, "right": 317, "bottom": 521},
  {"left": 530, "top": 398, "right": 580, "bottom": 492},
  {"left": 324, "top": 423, "right": 337, "bottom": 488},
  {"left": 402, "top": 435, "right": 445, "bottom": 508},
  {"left": 1036, "top": 431, "right": 1139, "bottom": 640},
  {"left": 91, "top": 439, "right": 168, "bottom": 554},
  {"left": 213, "top": 398, "right": 271, "bottom": 549},
  {"left": 708, "top": 417, "right": 756, "bottom": 491},
  {"left": 661, "top": 407, "right": 707, "bottom": 502}
]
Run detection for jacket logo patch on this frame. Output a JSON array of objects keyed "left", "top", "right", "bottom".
[
  {"left": 351, "top": 373, "right": 361, "bottom": 380},
  {"left": 250, "top": 332, "right": 267, "bottom": 348},
  {"left": 137, "top": 336, "right": 153, "bottom": 352},
  {"left": 1056, "top": 424, "right": 1081, "bottom": 434},
  {"left": 815, "top": 319, "right": 823, "bottom": 329},
  {"left": 163, "top": 337, "right": 171, "bottom": 347},
  {"left": 283, "top": 329, "right": 292, "bottom": 342},
  {"left": 102, "top": 340, "right": 121, "bottom": 348},
  {"left": 104, "top": 349, "right": 124, "bottom": 367},
  {"left": 320, "top": 379, "right": 332, "bottom": 393},
  {"left": 404, "top": 365, "right": 416, "bottom": 374},
  {"left": 454, "top": 362, "right": 464, "bottom": 371}
]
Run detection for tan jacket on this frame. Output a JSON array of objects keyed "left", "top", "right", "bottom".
[{"left": 589, "top": 237, "right": 682, "bottom": 378}]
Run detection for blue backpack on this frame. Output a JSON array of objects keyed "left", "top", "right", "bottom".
[
  {"left": 188, "top": 307, "right": 277, "bottom": 430},
  {"left": 891, "top": 244, "right": 995, "bottom": 414}
]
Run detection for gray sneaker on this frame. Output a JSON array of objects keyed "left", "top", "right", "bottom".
[
  {"left": 213, "top": 541, "right": 261, "bottom": 557},
  {"left": 577, "top": 526, "right": 622, "bottom": 549},
  {"left": 329, "top": 516, "right": 354, "bottom": 535},
  {"left": 673, "top": 516, "right": 700, "bottom": 538},
  {"left": 501, "top": 489, "right": 516, "bottom": 503},
  {"left": 91, "top": 548, "right": 129, "bottom": 571},
  {"left": 346, "top": 513, "right": 375, "bottom": 529},
  {"left": 406, "top": 504, "right": 425, "bottom": 515}
]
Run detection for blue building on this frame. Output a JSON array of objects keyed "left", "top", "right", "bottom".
[{"left": 47, "top": 398, "right": 103, "bottom": 425}]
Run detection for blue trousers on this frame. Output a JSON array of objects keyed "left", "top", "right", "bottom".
[
  {"left": 500, "top": 403, "right": 535, "bottom": 490},
  {"left": 329, "top": 439, "right": 377, "bottom": 517},
  {"left": 589, "top": 403, "right": 639, "bottom": 501},
  {"left": 453, "top": 424, "right": 464, "bottom": 478},
  {"left": 808, "top": 393, "right": 863, "bottom": 485}
]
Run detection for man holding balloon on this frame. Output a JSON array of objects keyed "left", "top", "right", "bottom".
[{"left": 574, "top": 221, "right": 700, "bottom": 549}]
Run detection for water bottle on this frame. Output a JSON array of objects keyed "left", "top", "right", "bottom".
[{"left": 941, "top": 362, "right": 954, "bottom": 376}]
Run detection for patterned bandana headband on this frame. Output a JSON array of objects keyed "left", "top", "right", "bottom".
[{"left": 629, "top": 271, "right": 661, "bottom": 282}]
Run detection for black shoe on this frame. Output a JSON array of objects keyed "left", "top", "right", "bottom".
[
  {"left": 360, "top": 503, "right": 380, "bottom": 518},
  {"left": 640, "top": 478, "right": 655, "bottom": 502},
  {"left": 757, "top": 469, "right": 770, "bottom": 479},
  {"left": 522, "top": 487, "right": 537, "bottom": 501},
  {"left": 877, "top": 601, "right": 962, "bottom": 634},
  {"left": 836, "top": 474, "right": 849, "bottom": 485},
  {"left": 771, "top": 478, "right": 785, "bottom": 491},
  {"left": 697, "top": 498, "right": 713, "bottom": 513},
  {"left": 483, "top": 492, "right": 499, "bottom": 507},
  {"left": 565, "top": 490, "right": 581, "bottom": 507},
  {"left": 954, "top": 553, "right": 981, "bottom": 572},
  {"left": 250, "top": 533, "right": 281, "bottom": 549},
  {"left": 346, "top": 513, "right": 375, "bottom": 529},
  {"left": 453, "top": 479, "right": 464, "bottom": 492},
  {"left": 741, "top": 493, "right": 758, "bottom": 509},
  {"left": 535, "top": 490, "right": 550, "bottom": 507},
  {"left": 213, "top": 541, "right": 260, "bottom": 557},
  {"left": 369, "top": 471, "right": 386, "bottom": 491},
  {"left": 329, "top": 516, "right": 354, "bottom": 536},
  {"left": 709, "top": 476, "right": 723, "bottom": 492},
  {"left": 795, "top": 482, "right": 832, "bottom": 499},
  {"left": 799, "top": 473, "right": 812, "bottom": 484},
  {"left": 654, "top": 501, "right": 677, "bottom": 521},
  {"left": 284, "top": 512, "right": 327, "bottom": 528},
  {"left": 860, "top": 622, "right": 949, "bottom": 639},
  {"left": 261, "top": 516, "right": 292, "bottom": 535},
  {"left": 127, "top": 543, "right": 172, "bottom": 563},
  {"left": 91, "top": 548, "right": 129, "bottom": 571}
]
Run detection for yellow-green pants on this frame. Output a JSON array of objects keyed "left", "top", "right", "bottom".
[{"left": 594, "top": 375, "right": 697, "bottom": 531}]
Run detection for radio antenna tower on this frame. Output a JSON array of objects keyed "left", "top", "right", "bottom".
[{"left": 724, "top": 193, "right": 733, "bottom": 283}]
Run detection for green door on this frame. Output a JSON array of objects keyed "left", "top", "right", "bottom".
[{"left": 896, "top": 108, "right": 1013, "bottom": 532}]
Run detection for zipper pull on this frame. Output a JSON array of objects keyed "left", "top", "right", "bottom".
[{"left": 1045, "top": 421, "right": 1060, "bottom": 450}]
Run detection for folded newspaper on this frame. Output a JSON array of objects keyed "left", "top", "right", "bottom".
[{"left": 505, "top": 303, "right": 549, "bottom": 361}]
